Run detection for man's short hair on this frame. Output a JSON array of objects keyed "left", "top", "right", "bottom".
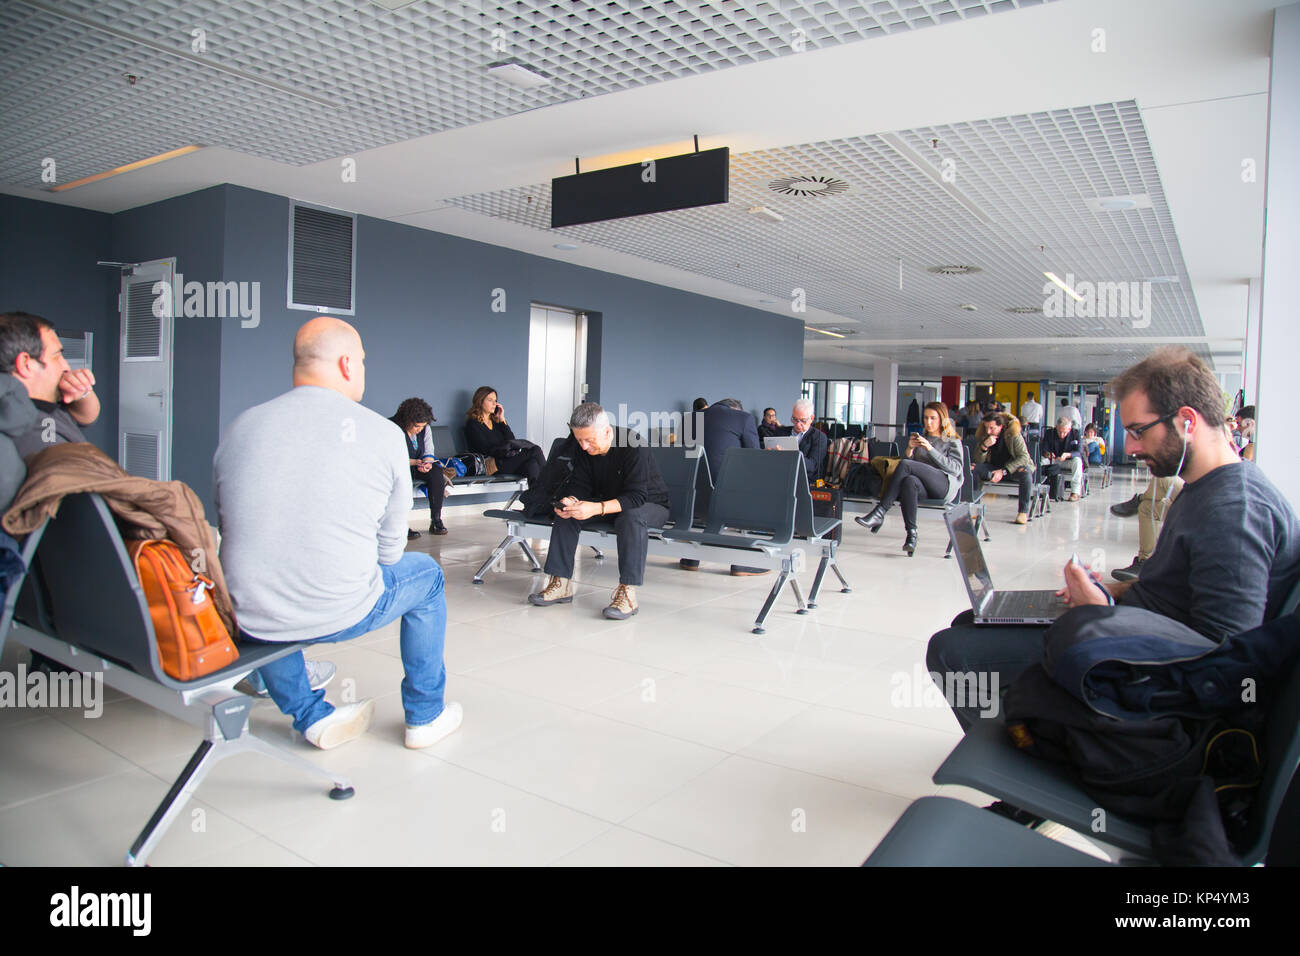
[
  {"left": 1107, "top": 347, "right": 1226, "bottom": 428},
  {"left": 981, "top": 412, "right": 1000, "bottom": 424},
  {"left": 569, "top": 402, "right": 610, "bottom": 430},
  {"left": 1237, "top": 405, "right": 1256, "bottom": 421},
  {"left": 0, "top": 311, "right": 53, "bottom": 373},
  {"left": 1026, "top": 392, "right": 1035, "bottom": 400},
  {"left": 718, "top": 398, "right": 744, "bottom": 411},
  {"left": 1057, "top": 416, "right": 1073, "bottom": 428},
  {"left": 792, "top": 398, "right": 813, "bottom": 418},
  {"left": 692, "top": 397, "right": 708, "bottom": 412}
]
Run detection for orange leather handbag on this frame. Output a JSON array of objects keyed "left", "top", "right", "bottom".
[{"left": 128, "top": 539, "right": 238, "bottom": 680}]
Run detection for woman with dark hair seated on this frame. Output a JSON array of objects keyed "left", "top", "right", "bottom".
[
  {"left": 464, "top": 385, "right": 545, "bottom": 484},
  {"left": 854, "top": 401, "right": 964, "bottom": 556},
  {"left": 392, "top": 397, "right": 448, "bottom": 538}
]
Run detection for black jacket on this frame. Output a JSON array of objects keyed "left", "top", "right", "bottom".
[
  {"left": 465, "top": 418, "right": 516, "bottom": 459},
  {"left": 568, "top": 427, "right": 670, "bottom": 512},
  {"left": 702, "top": 404, "right": 759, "bottom": 480},
  {"left": 1040, "top": 427, "right": 1082, "bottom": 460}
]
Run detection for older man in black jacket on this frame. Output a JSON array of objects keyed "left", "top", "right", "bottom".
[{"left": 528, "top": 403, "right": 671, "bottom": 620}]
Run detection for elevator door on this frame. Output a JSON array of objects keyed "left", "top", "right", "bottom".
[{"left": 526, "top": 304, "right": 587, "bottom": 450}]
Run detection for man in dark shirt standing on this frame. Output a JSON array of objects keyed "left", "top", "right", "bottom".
[
  {"left": 928, "top": 347, "right": 1300, "bottom": 730},
  {"left": 528, "top": 402, "right": 671, "bottom": 620}
]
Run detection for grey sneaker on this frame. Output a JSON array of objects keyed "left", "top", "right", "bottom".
[
  {"left": 603, "top": 583, "right": 638, "bottom": 620},
  {"left": 239, "top": 659, "right": 337, "bottom": 698},
  {"left": 1111, "top": 557, "right": 1143, "bottom": 583},
  {"left": 528, "top": 575, "right": 574, "bottom": 606}
]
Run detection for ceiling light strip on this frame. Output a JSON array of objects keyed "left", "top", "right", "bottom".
[
  {"left": 15, "top": 0, "right": 341, "bottom": 110},
  {"left": 806, "top": 327, "right": 846, "bottom": 338},
  {"left": 49, "top": 145, "right": 202, "bottom": 192},
  {"left": 878, "top": 132, "right": 997, "bottom": 228},
  {"left": 1043, "top": 271, "right": 1085, "bottom": 303}
]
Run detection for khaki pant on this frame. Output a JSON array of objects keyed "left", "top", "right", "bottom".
[{"left": 1138, "top": 476, "right": 1184, "bottom": 561}]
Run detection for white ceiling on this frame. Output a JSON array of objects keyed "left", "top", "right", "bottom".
[{"left": 0, "top": 0, "right": 1278, "bottom": 384}]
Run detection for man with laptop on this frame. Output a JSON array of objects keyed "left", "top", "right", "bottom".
[
  {"left": 928, "top": 348, "right": 1300, "bottom": 731},
  {"left": 764, "top": 399, "right": 827, "bottom": 484}
]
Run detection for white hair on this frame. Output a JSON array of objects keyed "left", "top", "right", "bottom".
[
  {"left": 569, "top": 402, "right": 610, "bottom": 430},
  {"left": 793, "top": 399, "right": 814, "bottom": 417}
]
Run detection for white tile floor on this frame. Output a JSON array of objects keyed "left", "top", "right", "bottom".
[{"left": 0, "top": 471, "right": 1147, "bottom": 866}]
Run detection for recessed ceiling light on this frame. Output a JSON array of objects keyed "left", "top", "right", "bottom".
[
  {"left": 927, "top": 265, "right": 982, "bottom": 276},
  {"left": 1044, "top": 272, "right": 1085, "bottom": 303},
  {"left": 758, "top": 298, "right": 776, "bottom": 304},
  {"left": 486, "top": 61, "right": 551, "bottom": 88},
  {"left": 1087, "top": 194, "right": 1152, "bottom": 212},
  {"left": 748, "top": 206, "right": 785, "bottom": 223},
  {"left": 553, "top": 243, "right": 578, "bottom": 250},
  {"left": 805, "top": 327, "right": 846, "bottom": 339},
  {"left": 1144, "top": 275, "right": 1180, "bottom": 284}
]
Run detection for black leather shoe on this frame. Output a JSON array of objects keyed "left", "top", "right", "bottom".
[
  {"left": 903, "top": 528, "right": 918, "bottom": 557},
  {"left": 407, "top": 528, "right": 421, "bottom": 540},
  {"left": 1111, "top": 556, "right": 1143, "bottom": 582},
  {"left": 429, "top": 519, "right": 448, "bottom": 536},
  {"left": 854, "top": 506, "right": 886, "bottom": 533},
  {"left": 1110, "top": 493, "right": 1141, "bottom": 517}
]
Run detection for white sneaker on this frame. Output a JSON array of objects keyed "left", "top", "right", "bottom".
[
  {"left": 405, "top": 701, "right": 464, "bottom": 749},
  {"left": 239, "top": 659, "right": 337, "bottom": 698},
  {"left": 303, "top": 699, "right": 375, "bottom": 750}
]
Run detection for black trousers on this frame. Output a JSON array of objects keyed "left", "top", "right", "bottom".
[
  {"left": 412, "top": 466, "right": 446, "bottom": 522},
  {"left": 972, "top": 463, "right": 1032, "bottom": 512},
  {"left": 545, "top": 502, "right": 670, "bottom": 586},
  {"left": 925, "top": 609, "right": 1046, "bottom": 731},
  {"left": 879, "top": 458, "right": 951, "bottom": 530},
  {"left": 496, "top": 445, "right": 546, "bottom": 484}
]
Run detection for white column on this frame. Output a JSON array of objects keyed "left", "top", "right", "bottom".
[
  {"left": 871, "top": 359, "right": 898, "bottom": 435},
  {"left": 1243, "top": 277, "right": 1262, "bottom": 405},
  {"left": 1256, "top": 3, "right": 1300, "bottom": 506}
]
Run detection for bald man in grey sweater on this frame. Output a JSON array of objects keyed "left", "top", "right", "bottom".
[{"left": 214, "top": 317, "right": 461, "bottom": 750}]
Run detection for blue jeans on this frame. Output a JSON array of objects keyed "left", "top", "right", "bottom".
[{"left": 243, "top": 553, "right": 448, "bottom": 733}]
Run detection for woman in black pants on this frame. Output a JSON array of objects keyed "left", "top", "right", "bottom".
[
  {"left": 854, "top": 402, "right": 964, "bottom": 556},
  {"left": 464, "top": 385, "right": 545, "bottom": 484},
  {"left": 391, "top": 397, "right": 448, "bottom": 538}
]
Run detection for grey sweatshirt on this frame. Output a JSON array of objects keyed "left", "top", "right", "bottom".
[
  {"left": 907, "top": 433, "right": 964, "bottom": 501},
  {"left": 213, "top": 386, "right": 412, "bottom": 642}
]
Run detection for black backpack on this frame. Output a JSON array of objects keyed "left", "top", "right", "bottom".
[
  {"left": 519, "top": 435, "right": 577, "bottom": 518},
  {"left": 455, "top": 453, "right": 487, "bottom": 477},
  {"left": 843, "top": 462, "right": 881, "bottom": 497}
]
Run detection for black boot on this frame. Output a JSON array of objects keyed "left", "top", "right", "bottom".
[
  {"left": 429, "top": 517, "right": 448, "bottom": 536},
  {"left": 854, "top": 505, "right": 886, "bottom": 533},
  {"left": 903, "top": 527, "right": 918, "bottom": 557}
]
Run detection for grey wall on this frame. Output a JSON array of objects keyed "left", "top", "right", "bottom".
[
  {"left": 111, "top": 186, "right": 226, "bottom": 507},
  {"left": 217, "top": 185, "right": 804, "bottom": 437},
  {"left": 0, "top": 195, "right": 117, "bottom": 453},
  {"left": 9, "top": 184, "right": 805, "bottom": 511}
]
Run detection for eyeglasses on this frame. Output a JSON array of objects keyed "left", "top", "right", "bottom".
[
  {"left": 1124, "top": 412, "right": 1177, "bottom": 441},
  {"left": 791, "top": 417, "right": 812, "bottom": 425}
]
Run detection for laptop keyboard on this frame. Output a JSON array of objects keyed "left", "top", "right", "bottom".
[{"left": 990, "top": 590, "right": 1066, "bottom": 619}]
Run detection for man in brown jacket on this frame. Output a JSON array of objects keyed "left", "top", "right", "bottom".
[{"left": 971, "top": 411, "right": 1034, "bottom": 524}]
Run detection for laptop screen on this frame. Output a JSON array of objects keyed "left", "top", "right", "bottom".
[{"left": 945, "top": 507, "right": 995, "bottom": 610}]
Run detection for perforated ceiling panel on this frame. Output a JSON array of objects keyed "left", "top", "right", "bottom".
[
  {"left": 0, "top": 0, "right": 1052, "bottom": 187},
  {"left": 449, "top": 100, "right": 1208, "bottom": 372}
]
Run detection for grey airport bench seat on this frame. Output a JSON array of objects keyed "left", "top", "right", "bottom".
[
  {"left": 475, "top": 444, "right": 846, "bottom": 634},
  {"left": 414, "top": 424, "right": 528, "bottom": 507},
  {"left": 0, "top": 492, "right": 357, "bottom": 867},
  {"left": 862, "top": 796, "right": 1110, "bottom": 866}
]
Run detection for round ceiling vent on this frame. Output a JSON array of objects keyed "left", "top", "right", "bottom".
[
  {"left": 1005, "top": 306, "right": 1042, "bottom": 315},
  {"left": 927, "top": 264, "right": 982, "bottom": 276},
  {"left": 767, "top": 174, "right": 852, "bottom": 198}
]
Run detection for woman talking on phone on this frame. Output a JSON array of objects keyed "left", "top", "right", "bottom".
[
  {"left": 854, "top": 401, "right": 964, "bottom": 556},
  {"left": 465, "top": 385, "right": 546, "bottom": 484}
]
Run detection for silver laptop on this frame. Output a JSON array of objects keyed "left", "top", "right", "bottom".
[
  {"left": 944, "top": 506, "right": 1068, "bottom": 625},
  {"left": 765, "top": 435, "right": 802, "bottom": 452}
]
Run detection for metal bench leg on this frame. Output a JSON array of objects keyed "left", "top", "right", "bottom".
[
  {"left": 807, "top": 553, "right": 829, "bottom": 608},
  {"left": 589, "top": 546, "right": 604, "bottom": 560},
  {"left": 830, "top": 561, "right": 850, "bottom": 592},
  {"left": 474, "top": 533, "right": 519, "bottom": 582},
  {"left": 518, "top": 539, "right": 543, "bottom": 571},
  {"left": 127, "top": 722, "right": 356, "bottom": 867},
  {"left": 753, "top": 564, "right": 792, "bottom": 634},
  {"left": 789, "top": 575, "right": 809, "bottom": 614}
]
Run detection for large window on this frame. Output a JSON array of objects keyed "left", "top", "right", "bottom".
[{"left": 802, "top": 379, "right": 872, "bottom": 425}]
